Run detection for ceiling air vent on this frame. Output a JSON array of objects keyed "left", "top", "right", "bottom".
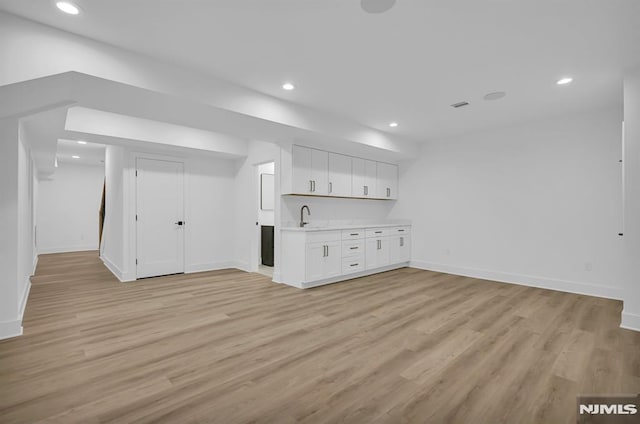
[{"left": 451, "top": 101, "right": 469, "bottom": 108}]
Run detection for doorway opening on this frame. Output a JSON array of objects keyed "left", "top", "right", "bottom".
[{"left": 257, "top": 161, "right": 275, "bottom": 278}]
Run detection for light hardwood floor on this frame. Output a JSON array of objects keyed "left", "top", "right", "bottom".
[{"left": 1, "top": 251, "right": 638, "bottom": 424}]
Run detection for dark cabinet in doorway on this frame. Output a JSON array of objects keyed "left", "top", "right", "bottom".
[{"left": 261, "top": 225, "right": 274, "bottom": 266}]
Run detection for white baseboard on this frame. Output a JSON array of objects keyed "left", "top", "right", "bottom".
[
  {"left": 38, "top": 245, "right": 98, "bottom": 254},
  {"left": 100, "top": 255, "right": 127, "bottom": 282},
  {"left": 0, "top": 320, "right": 22, "bottom": 340},
  {"left": 621, "top": 310, "right": 640, "bottom": 332},
  {"left": 18, "top": 279, "right": 31, "bottom": 321},
  {"left": 103, "top": 257, "right": 245, "bottom": 282},
  {"left": 0, "top": 267, "right": 35, "bottom": 341},
  {"left": 280, "top": 263, "right": 409, "bottom": 290},
  {"left": 232, "top": 260, "right": 252, "bottom": 273},
  {"left": 185, "top": 261, "right": 236, "bottom": 274},
  {"left": 410, "top": 260, "right": 623, "bottom": 301}
]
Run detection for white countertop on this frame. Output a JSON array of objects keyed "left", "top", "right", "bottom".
[{"left": 281, "top": 221, "right": 411, "bottom": 232}]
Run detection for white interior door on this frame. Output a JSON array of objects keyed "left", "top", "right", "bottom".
[{"left": 136, "top": 158, "right": 185, "bottom": 278}]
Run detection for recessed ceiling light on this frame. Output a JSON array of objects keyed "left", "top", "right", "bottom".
[
  {"left": 389, "top": 122, "right": 399, "bottom": 128},
  {"left": 556, "top": 77, "right": 573, "bottom": 85},
  {"left": 282, "top": 82, "right": 295, "bottom": 91},
  {"left": 361, "top": 0, "right": 397, "bottom": 14},
  {"left": 56, "top": 1, "right": 80, "bottom": 15},
  {"left": 72, "top": 155, "right": 80, "bottom": 159},
  {"left": 77, "top": 140, "right": 87, "bottom": 144},
  {"left": 483, "top": 91, "right": 507, "bottom": 101}
]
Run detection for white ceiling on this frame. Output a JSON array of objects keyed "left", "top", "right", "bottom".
[
  {"left": 56, "top": 139, "right": 104, "bottom": 166},
  {"left": 1, "top": 0, "right": 639, "bottom": 140}
]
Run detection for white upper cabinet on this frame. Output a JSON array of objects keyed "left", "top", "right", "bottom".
[
  {"left": 292, "top": 145, "right": 329, "bottom": 195},
  {"left": 377, "top": 162, "right": 398, "bottom": 199},
  {"left": 328, "top": 153, "right": 352, "bottom": 197},
  {"left": 352, "top": 158, "right": 377, "bottom": 198},
  {"left": 289, "top": 145, "right": 398, "bottom": 200}
]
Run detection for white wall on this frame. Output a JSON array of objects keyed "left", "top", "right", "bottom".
[
  {"left": 281, "top": 196, "right": 396, "bottom": 227},
  {"left": 0, "top": 118, "right": 21, "bottom": 338},
  {"left": 0, "top": 118, "right": 38, "bottom": 340},
  {"left": 101, "top": 145, "right": 126, "bottom": 277},
  {"left": 17, "top": 129, "right": 36, "bottom": 317},
  {"left": 184, "top": 156, "right": 236, "bottom": 273},
  {"left": 233, "top": 141, "right": 281, "bottom": 273},
  {"left": 392, "top": 107, "right": 625, "bottom": 299},
  {"left": 37, "top": 162, "right": 104, "bottom": 254},
  {"left": 102, "top": 146, "right": 238, "bottom": 280},
  {"left": 622, "top": 68, "right": 640, "bottom": 330}
]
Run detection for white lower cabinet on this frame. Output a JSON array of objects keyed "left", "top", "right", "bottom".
[
  {"left": 281, "top": 225, "right": 411, "bottom": 288},
  {"left": 365, "top": 237, "right": 391, "bottom": 270},
  {"left": 306, "top": 241, "right": 341, "bottom": 281},
  {"left": 389, "top": 235, "right": 411, "bottom": 264}
]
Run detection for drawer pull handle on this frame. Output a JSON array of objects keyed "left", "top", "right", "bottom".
[
  {"left": 350, "top": 233, "right": 359, "bottom": 236},
  {"left": 375, "top": 231, "right": 383, "bottom": 234},
  {"left": 350, "top": 263, "right": 359, "bottom": 267},
  {"left": 398, "top": 229, "right": 405, "bottom": 232},
  {"left": 350, "top": 246, "right": 358, "bottom": 250}
]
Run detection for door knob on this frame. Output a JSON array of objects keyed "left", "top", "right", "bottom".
[{"left": 175, "top": 221, "right": 184, "bottom": 226}]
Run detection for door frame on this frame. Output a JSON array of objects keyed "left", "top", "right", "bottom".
[
  {"left": 133, "top": 153, "right": 186, "bottom": 279},
  {"left": 253, "top": 160, "right": 277, "bottom": 275}
]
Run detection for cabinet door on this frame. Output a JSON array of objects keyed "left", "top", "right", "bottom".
[
  {"left": 365, "top": 238, "right": 379, "bottom": 270},
  {"left": 292, "top": 145, "right": 313, "bottom": 194},
  {"left": 306, "top": 242, "right": 326, "bottom": 281},
  {"left": 399, "top": 235, "right": 411, "bottom": 262},
  {"left": 389, "top": 235, "right": 401, "bottom": 264},
  {"left": 353, "top": 158, "right": 377, "bottom": 198},
  {"left": 364, "top": 160, "right": 377, "bottom": 198},
  {"left": 324, "top": 241, "right": 342, "bottom": 278},
  {"left": 311, "top": 149, "right": 329, "bottom": 196},
  {"left": 352, "top": 158, "right": 366, "bottom": 198},
  {"left": 328, "top": 153, "right": 352, "bottom": 197},
  {"left": 377, "top": 162, "right": 398, "bottom": 199},
  {"left": 389, "top": 235, "right": 410, "bottom": 264},
  {"left": 378, "top": 237, "right": 391, "bottom": 267}
]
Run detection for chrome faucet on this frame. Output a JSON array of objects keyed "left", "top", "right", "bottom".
[{"left": 300, "top": 205, "right": 311, "bottom": 227}]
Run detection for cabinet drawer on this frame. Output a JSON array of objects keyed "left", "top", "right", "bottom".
[
  {"left": 365, "top": 228, "right": 390, "bottom": 238},
  {"left": 341, "top": 229, "right": 365, "bottom": 240},
  {"left": 342, "top": 240, "right": 364, "bottom": 257},
  {"left": 306, "top": 230, "right": 341, "bottom": 243},
  {"left": 391, "top": 226, "right": 410, "bottom": 235},
  {"left": 342, "top": 256, "right": 365, "bottom": 274}
]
